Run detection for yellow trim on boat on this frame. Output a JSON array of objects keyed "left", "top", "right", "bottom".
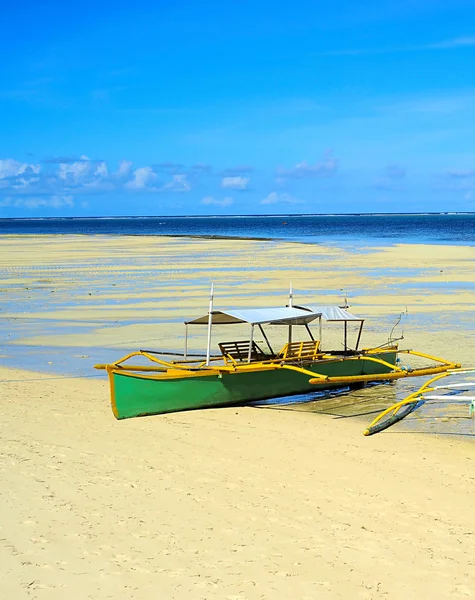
[
  {"left": 311, "top": 364, "right": 458, "bottom": 386},
  {"left": 95, "top": 348, "right": 460, "bottom": 388}
]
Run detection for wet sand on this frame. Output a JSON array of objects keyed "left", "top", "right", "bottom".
[
  {"left": 1, "top": 234, "right": 474, "bottom": 368},
  {"left": 1, "top": 234, "right": 475, "bottom": 598}
]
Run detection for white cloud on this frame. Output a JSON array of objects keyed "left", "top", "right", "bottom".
[
  {"left": 162, "top": 174, "right": 191, "bottom": 192},
  {"left": 115, "top": 160, "right": 133, "bottom": 178},
  {"left": 125, "top": 167, "right": 158, "bottom": 190},
  {"left": 58, "top": 155, "right": 93, "bottom": 183},
  {"left": 0, "top": 195, "right": 74, "bottom": 209},
  {"left": 0, "top": 157, "right": 211, "bottom": 197},
  {"left": 261, "top": 192, "right": 300, "bottom": 205},
  {"left": 94, "top": 161, "right": 108, "bottom": 178},
  {"left": 0, "top": 158, "right": 40, "bottom": 179},
  {"left": 201, "top": 196, "right": 233, "bottom": 207},
  {"left": 277, "top": 156, "right": 338, "bottom": 179},
  {"left": 221, "top": 176, "right": 250, "bottom": 190}
]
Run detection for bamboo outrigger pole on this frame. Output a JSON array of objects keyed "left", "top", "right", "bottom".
[{"left": 205, "top": 283, "right": 214, "bottom": 366}]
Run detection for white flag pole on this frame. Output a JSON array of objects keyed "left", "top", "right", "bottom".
[
  {"left": 205, "top": 283, "right": 214, "bottom": 366},
  {"left": 288, "top": 282, "right": 293, "bottom": 344}
]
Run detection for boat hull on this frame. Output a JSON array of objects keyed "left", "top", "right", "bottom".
[{"left": 107, "top": 351, "right": 398, "bottom": 419}]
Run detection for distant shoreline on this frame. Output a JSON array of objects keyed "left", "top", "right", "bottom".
[{"left": 2, "top": 211, "right": 475, "bottom": 221}]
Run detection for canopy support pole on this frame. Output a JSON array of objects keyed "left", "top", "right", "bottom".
[
  {"left": 184, "top": 324, "right": 188, "bottom": 360},
  {"left": 355, "top": 320, "right": 364, "bottom": 351},
  {"left": 205, "top": 283, "right": 214, "bottom": 366},
  {"left": 319, "top": 316, "right": 322, "bottom": 348},
  {"left": 305, "top": 323, "right": 315, "bottom": 341},
  {"left": 258, "top": 324, "right": 274, "bottom": 356},
  {"left": 344, "top": 320, "right": 348, "bottom": 354},
  {"left": 248, "top": 324, "right": 255, "bottom": 363}
]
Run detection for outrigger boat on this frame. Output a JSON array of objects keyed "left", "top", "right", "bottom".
[{"left": 95, "top": 287, "right": 460, "bottom": 419}]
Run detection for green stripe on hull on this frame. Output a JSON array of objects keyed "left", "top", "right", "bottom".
[{"left": 111, "top": 352, "right": 397, "bottom": 419}]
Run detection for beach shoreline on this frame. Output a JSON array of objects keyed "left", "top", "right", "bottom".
[{"left": 1, "top": 233, "right": 474, "bottom": 598}]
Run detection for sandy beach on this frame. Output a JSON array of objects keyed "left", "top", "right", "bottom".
[
  {"left": 1, "top": 234, "right": 475, "bottom": 598},
  {"left": 1, "top": 365, "right": 474, "bottom": 599}
]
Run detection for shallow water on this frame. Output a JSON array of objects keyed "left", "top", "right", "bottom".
[
  {"left": 1, "top": 233, "right": 474, "bottom": 437},
  {"left": 252, "top": 376, "right": 475, "bottom": 437}
]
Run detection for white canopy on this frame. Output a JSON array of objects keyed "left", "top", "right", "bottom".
[
  {"left": 185, "top": 306, "right": 321, "bottom": 326},
  {"left": 296, "top": 305, "right": 362, "bottom": 322}
]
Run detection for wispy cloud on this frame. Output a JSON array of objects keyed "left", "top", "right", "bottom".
[
  {"left": 221, "top": 176, "right": 250, "bottom": 190},
  {"left": 0, "top": 195, "right": 74, "bottom": 209},
  {"left": 434, "top": 168, "right": 475, "bottom": 193},
  {"left": 277, "top": 155, "right": 338, "bottom": 179},
  {"left": 317, "top": 36, "right": 475, "bottom": 57},
  {"left": 385, "top": 164, "right": 406, "bottom": 179},
  {"left": 222, "top": 165, "right": 254, "bottom": 176},
  {"left": 116, "top": 160, "right": 132, "bottom": 178},
  {"left": 191, "top": 163, "right": 213, "bottom": 175},
  {"left": 373, "top": 164, "right": 407, "bottom": 192},
  {"left": 201, "top": 196, "right": 233, "bottom": 207},
  {"left": 373, "top": 179, "right": 404, "bottom": 192},
  {"left": 260, "top": 192, "right": 300, "bottom": 205},
  {"left": 378, "top": 94, "right": 474, "bottom": 115},
  {"left": 429, "top": 37, "right": 475, "bottom": 49},
  {"left": 162, "top": 174, "right": 191, "bottom": 192},
  {"left": 152, "top": 162, "right": 185, "bottom": 174},
  {"left": 445, "top": 169, "right": 475, "bottom": 178}
]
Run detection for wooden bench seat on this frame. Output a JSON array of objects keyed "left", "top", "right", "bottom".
[
  {"left": 218, "top": 340, "right": 267, "bottom": 363},
  {"left": 277, "top": 340, "right": 321, "bottom": 361}
]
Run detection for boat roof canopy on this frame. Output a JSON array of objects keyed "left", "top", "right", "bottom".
[
  {"left": 296, "top": 305, "right": 363, "bottom": 322},
  {"left": 185, "top": 306, "right": 322, "bottom": 326}
]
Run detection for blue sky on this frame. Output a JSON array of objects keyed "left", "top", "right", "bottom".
[{"left": 1, "top": 0, "right": 475, "bottom": 216}]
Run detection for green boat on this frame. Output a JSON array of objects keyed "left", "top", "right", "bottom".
[{"left": 95, "top": 288, "right": 460, "bottom": 419}]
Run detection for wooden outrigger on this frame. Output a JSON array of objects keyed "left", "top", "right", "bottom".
[{"left": 95, "top": 287, "right": 460, "bottom": 419}]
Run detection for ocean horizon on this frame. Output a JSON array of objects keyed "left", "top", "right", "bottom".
[{"left": 1, "top": 213, "right": 475, "bottom": 246}]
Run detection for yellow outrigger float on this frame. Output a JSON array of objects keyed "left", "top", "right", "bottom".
[{"left": 95, "top": 287, "right": 460, "bottom": 419}]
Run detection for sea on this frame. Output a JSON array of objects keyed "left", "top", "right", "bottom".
[{"left": 1, "top": 213, "right": 475, "bottom": 246}]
